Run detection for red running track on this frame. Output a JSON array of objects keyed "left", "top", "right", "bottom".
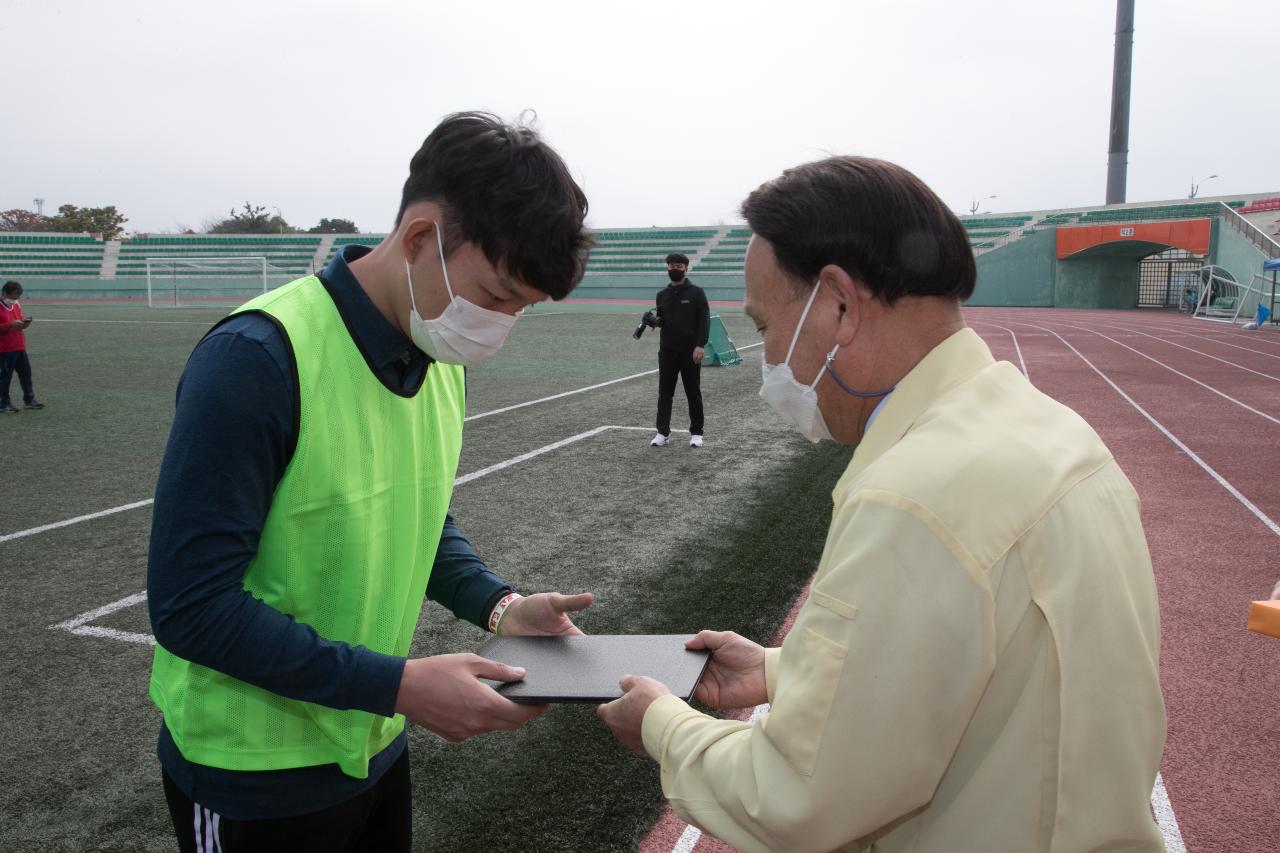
[{"left": 640, "top": 308, "right": 1280, "bottom": 853}]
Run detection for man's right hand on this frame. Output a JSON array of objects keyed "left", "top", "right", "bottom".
[
  {"left": 394, "top": 653, "right": 548, "bottom": 742},
  {"left": 685, "top": 631, "right": 769, "bottom": 710}
]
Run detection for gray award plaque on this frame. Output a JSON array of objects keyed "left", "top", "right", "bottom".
[{"left": 475, "top": 634, "right": 711, "bottom": 703}]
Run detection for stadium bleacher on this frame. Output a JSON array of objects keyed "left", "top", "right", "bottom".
[
  {"left": 1232, "top": 198, "right": 1278, "bottom": 214},
  {"left": 1, "top": 195, "right": 1271, "bottom": 289},
  {"left": 115, "top": 235, "right": 324, "bottom": 277},
  {"left": 960, "top": 215, "right": 1034, "bottom": 230},
  {"left": 0, "top": 234, "right": 105, "bottom": 276},
  {"left": 1076, "top": 200, "right": 1245, "bottom": 224}
]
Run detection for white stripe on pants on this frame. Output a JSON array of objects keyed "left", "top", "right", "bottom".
[{"left": 193, "top": 803, "right": 222, "bottom": 852}]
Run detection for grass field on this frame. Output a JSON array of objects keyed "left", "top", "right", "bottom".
[{"left": 0, "top": 300, "right": 853, "bottom": 852}]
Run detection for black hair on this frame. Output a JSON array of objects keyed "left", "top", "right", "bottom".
[
  {"left": 396, "top": 111, "right": 591, "bottom": 300},
  {"left": 665, "top": 253, "right": 689, "bottom": 266},
  {"left": 2, "top": 281, "right": 21, "bottom": 297},
  {"left": 741, "top": 156, "right": 975, "bottom": 304}
]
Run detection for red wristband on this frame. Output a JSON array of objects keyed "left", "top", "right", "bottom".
[{"left": 488, "top": 593, "right": 523, "bottom": 634}]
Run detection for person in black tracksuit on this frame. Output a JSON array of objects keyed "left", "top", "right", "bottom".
[{"left": 651, "top": 252, "right": 710, "bottom": 448}]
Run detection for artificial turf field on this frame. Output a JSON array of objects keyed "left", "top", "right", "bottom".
[{"left": 0, "top": 299, "right": 851, "bottom": 852}]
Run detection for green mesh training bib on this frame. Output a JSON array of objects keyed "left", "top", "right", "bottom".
[{"left": 150, "top": 275, "right": 465, "bottom": 778}]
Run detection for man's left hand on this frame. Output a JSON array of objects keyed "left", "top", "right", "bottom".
[
  {"left": 692, "top": 346, "right": 705, "bottom": 364},
  {"left": 497, "top": 592, "right": 593, "bottom": 636},
  {"left": 596, "top": 675, "right": 672, "bottom": 756}
]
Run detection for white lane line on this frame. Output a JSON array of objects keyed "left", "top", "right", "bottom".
[
  {"left": 1050, "top": 322, "right": 1280, "bottom": 428},
  {"left": 48, "top": 426, "right": 683, "bottom": 646},
  {"left": 1022, "top": 321, "right": 1280, "bottom": 539},
  {"left": 0, "top": 499, "right": 155, "bottom": 544},
  {"left": 463, "top": 342, "right": 762, "bottom": 422},
  {"left": 669, "top": 701, "right": 772, "bottom": 853},
  {"left": 1087, "top": 320, "right": 1280, "bottom": 361},
  {"left": 671, "top": 825, "right": 702, "bottom": 853},
  {"left": 1152, "top": 773, "right": 1187, "bottom": 853},
  {"left": 986, "top": 317, "right": 1280, "bottom": 382},
  {"left": 969, "top": 321, "right": 1029, "bottom": 379},
  {"left": 1121, "top": 319, "right": 1280, "bottom": 350}
]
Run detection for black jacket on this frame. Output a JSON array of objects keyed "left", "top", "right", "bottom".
[{"left": 655, "top": 280, "right": 710, "bottom": 353}]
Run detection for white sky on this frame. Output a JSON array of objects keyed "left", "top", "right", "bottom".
[{"left": 4, "top": 0, "right": 1276, "bottom": 233}]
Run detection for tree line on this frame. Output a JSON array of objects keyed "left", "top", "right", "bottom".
[{"left": 0, "top": 202, "right": 359, "bottom": 241}]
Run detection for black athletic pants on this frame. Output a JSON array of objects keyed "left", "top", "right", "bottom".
[
  {"left": 656, "top": 348, "right": 703, "bottom": 436},
  {"left": 162, "top": 750, "right": 412, "bottom": 853}
]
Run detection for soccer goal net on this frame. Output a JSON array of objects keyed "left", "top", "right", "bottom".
[
  {"left": 1190, "top": 264, "right": 1267, "bottom": 325},
  {"left": 145, "top": 257, "right": 296, "bottom": 308}
]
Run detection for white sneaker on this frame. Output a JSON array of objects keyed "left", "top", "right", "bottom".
[
  {"left": 689, "top": 435, "right": 704, "bottom": 448},
  {"left": 650, "top": 433, "right": 669, "bottom": 447}
]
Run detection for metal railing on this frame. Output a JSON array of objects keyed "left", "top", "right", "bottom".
[{"left": 1218, "top": 202, "right": 1280, "bottom": 259}]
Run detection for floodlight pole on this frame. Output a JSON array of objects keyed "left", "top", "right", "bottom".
[
  {"left": 969, "top": 195, "right": 997, "bottom": 215},
  {"left": 1188, "top": 174, "right": 1218, "bottom": 199},
  {"left": 1105, "top": 0, "right": 1135, "bottom": 205}
]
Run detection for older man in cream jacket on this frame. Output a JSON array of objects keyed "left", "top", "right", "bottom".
[{"left": 598, "top": 156, "right": 1166, "bottom": 852}]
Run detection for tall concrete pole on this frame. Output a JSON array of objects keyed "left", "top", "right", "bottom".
[{"left": 1105, "top": 0, "right": 1135, "bottom": 204}]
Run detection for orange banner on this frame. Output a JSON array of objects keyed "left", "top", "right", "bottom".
[{"left": 1056, "top": 219, "right": 1211, "bottom": 259}]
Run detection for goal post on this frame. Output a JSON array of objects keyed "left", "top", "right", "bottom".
[
  {"left": 1191, "top": 264, "right": 1267, "bottom": 325},
  {"left": 144, "top": 256, "right": 295, "bottom": 308}
]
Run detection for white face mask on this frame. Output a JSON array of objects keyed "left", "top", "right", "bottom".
[
  {"left": 759, "top": 283, "right": 839, "bottom": 443},
  {"left": 406, "top": 225, "right": 518, "bottom": 366}
]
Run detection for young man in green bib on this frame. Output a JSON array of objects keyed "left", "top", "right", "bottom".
[{"left": 147, "top": 112, "right": 595, "bottom": 852}]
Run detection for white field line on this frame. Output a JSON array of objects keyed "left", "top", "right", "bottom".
[
  {"left": 453, "top": 425, "right": 683, "bottom": 485},
  {"left": 1017, "top": 321, "right": 1280, "bottom": 539},
  {"left": 969, "top": 321, "right": 1029, "bottom": 379},
  {"left": 1049, "top": 322, "right": 1280, "bottom": 428},
  {"left": 979, "top": 315, "right": 1280, "bottom": 382},
  {"left": 47, "top": 426, "right": 684, "bottom": 646},
  {"left": 465, "top": 373, "right": 659, "bottom": 423},
  {"left": 31, "top": 318, "right": 216, "bottom": 326},
  {"left": 463, "top": 342, "right": 762, "bottom": 422},
  {"left": 0, "top": 499, "right": 156, "bottom": 544},
  {"left": 49, "top": 591, "right": 154, "bottom": 646},
  {"left": 5, "top": 349, "right": 761, "bottom": 545}
]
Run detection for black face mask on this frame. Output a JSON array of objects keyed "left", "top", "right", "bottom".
[{"left": 668, "top": 269, "right": 686, "bottom": 282}]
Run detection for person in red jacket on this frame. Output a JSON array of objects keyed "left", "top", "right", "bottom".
[{"left": 0, "top": 281, "right": 44, "bottom": 414}]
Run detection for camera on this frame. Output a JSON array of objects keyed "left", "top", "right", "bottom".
[{"left": 632, "top": 309, "right": 661, "bottom": 339}]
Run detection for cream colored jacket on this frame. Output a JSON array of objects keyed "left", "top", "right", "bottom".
[{"left": 642, "top": 328, "right": 1166, "bottom": 852}]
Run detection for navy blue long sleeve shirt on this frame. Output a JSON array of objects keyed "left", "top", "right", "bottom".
[{"left": 148, "top": 245, "right": 510, "bottom": 819}]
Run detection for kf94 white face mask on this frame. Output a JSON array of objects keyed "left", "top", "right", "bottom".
[{"left": 406, "top": 225, "right": 517, "bottom": 366}]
